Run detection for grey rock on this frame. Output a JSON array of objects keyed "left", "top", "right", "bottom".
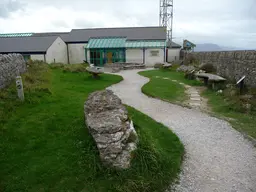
[
  {"left": 0, "top": 54, "right": 26, "bottom": 89},
  {"left": 84, "top": 90, "right": 138, "bottom": 169}
]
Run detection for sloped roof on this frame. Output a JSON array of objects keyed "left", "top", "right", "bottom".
[
  {"left": 32, "top": 32, "right": 70, "bottom": 42},
  {"left": 87, "top": 37, "right": 126, "bottom": 49},
  {"left": 166, "top": 40, "right": 182, "bottom": 48},
  {"left": 0, "top": 33, "right": 33, "bottom": 37},
  {"left": 68, "top": 26, "right": 167, "bottom": 43},
  {"left": 126, "top": 40, "right": 166, "bottom": 48},
  {"left": 0, "top": 36, "right": 58, "bottom": 53}
]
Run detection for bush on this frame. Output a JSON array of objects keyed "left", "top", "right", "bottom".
[
  {"left": 170, "top": 63, "right": 181, "bottom": 71},
  {"left": 199, "top": 63, "right": 216, "bottom": 73},
  {"left": 184, "top": 54, "right": 199, "bottom": 66},
  {"left": 221, "top": 85, "right": 256, "bottom": 114},
  {"left": 154, "top": 63, "right": 164, "bottom": 69},
  {"left": 49, "top": 63, "right": 65, "bottom": 69},
  {"left": 184, "top": 71, "right": 196, "bottom": 80},
  {"left": 62, "top": 64, "right": 89, "bottom": 73}
]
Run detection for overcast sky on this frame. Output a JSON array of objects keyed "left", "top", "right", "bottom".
[{"left": 0, "top": 0, "right": 255, "bottom": 49}]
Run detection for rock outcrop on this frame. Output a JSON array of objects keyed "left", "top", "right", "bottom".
[
  {"left": 84, "top": 90, "right": 138, "bottom": 169},
  {"left": 0, "top": 54, "right": 26, "bottom": 89}
]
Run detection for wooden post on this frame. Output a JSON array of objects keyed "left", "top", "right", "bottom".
[{"left": 16, "top": 76, "right": 24, "bottom": 101}]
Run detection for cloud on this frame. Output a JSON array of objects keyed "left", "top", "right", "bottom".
[
  {"left": 0, "top": 0, "right": 255, "bottom": 49},
  {"left": 0, "top": 0, "right": 25, "bottom": 18}
]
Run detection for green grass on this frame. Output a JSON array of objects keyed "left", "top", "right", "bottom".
[
  {"left": 203, "top": 89, "right": 256, "bottom": 139},
  {"left": 0, "top": 65, "right": 184, "bottom": 192},
  {"left": 139, "top": 69, "right": 202, "bottom": 86},
  {"left": 141, "top": 76, "right": 187, "bottom": 103},
  {"left": 138, "top": 69, "right": 202, "bottom": 104}
]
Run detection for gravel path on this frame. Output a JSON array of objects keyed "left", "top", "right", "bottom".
[{"left": 107, "top": 69, "right": 256, "bottom": 192}]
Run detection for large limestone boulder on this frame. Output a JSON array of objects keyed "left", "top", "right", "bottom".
[{"left": 84, "top": 90, "right": 138, "bottom": 169}]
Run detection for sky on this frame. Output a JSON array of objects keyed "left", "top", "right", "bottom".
[{"left": 0, "top": 0, "right": 255, "bottom": 49}]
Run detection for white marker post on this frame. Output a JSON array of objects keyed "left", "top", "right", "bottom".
[{"left": 16, "top": 76, "right": 25, "bottom": 101}]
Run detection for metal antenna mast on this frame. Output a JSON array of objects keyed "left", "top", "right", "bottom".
[{"left": 159, "top": 0, "right": 174, "bottom": 43}]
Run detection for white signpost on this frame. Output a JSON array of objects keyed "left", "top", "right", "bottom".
[
  {"left": 16, "top": 76, "right": 24, "bottom": 101},
  {"left": 236, "top": 75, "right": 246, "bottom": 94}
]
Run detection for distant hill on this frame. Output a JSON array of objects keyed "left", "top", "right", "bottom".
[{"left": 194, "top": 43, "right": 244, "bottom": 52}]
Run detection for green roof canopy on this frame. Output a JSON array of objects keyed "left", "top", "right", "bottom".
[
  {"left": 87, "top": 37, "right": 126, "bottom": 49},
  {"left": 125, "top": 40, "right": 166, "bottom": 48},
  {"left": 0, "top": 33, "right": 33, "bottom": 37}
]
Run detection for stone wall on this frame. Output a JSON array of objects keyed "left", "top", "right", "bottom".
[
  {"left": 0, "top": 54, "right": 26, "bottom": 89},
  {"left": 188, "top": 50, "right": 256, "bottom": 87}
]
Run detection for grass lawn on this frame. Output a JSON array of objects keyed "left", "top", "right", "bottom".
[
  {"left": 138, "top": 69, "right": 201, "bottom": 104},
  {"left": 139, "top": 69, "right": 202, "bottom": 86},
  {"left": 0, "top": 64, "right": 184, "bottom": 192},
  {"left": 203, "top": 90, "right": 256, "bottom": 139}
]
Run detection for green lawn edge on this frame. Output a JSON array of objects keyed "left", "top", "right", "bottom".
[
  {"left": 138, "top": 69, "right": 256, "bottom": 140},
  {"left": 202, "top": 89, "right": 256, "bottom": 140}
]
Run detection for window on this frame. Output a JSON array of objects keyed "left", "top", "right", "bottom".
[{"left": 150, "top": 50, "right": 159, "bottom": 57}]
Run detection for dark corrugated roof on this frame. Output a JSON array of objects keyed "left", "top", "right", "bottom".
[
  {"left": 68, "top": 26, "right": 167, "bottom": 42},
  {"left": 32, "top": 32, "right": 70, "bottom": 42},
  {"left": 0, "top": 36, "right": 58, "bottom": 53}
]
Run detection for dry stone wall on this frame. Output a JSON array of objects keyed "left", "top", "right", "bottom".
[
  {"left": 0, "top": 54, "right": 26, "bottom": 89},
  {"left": 188, "top": 50, "right": 256, "bottom": 87}
]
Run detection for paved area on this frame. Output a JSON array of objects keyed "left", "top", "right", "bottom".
[{"left": 107, "top": 69, "right": 256, "bottom": 192}]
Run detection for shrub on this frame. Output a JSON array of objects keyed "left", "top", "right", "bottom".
[
  {"left": 49, "top": 63, "right": 65, "bottom": 69},
  {"left": 62, "top": 64, "right": 89, "bottom": 73},
  {"left": 199, "top": 63, "right": 216, "bottom": 73},
  {"left": 221, "top": 85, "right": 256, "bottom": 114},
  {"left": 154, "top": 63, "right": 164, "bottom": 69},
  {"left": 184, "top": 71, "right": 196, "bottom": 80},
  {"left": 184, "top": 54, "right": 199, "bottom": 66},
  {"left": 170, "top": 63, "right": 181, "bottom": 71}
]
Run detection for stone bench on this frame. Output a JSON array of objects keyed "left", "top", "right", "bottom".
[
  {"left": 162, "top": 63, "right": 172, "bottom": 69},
  {"left": 196, "top": 72, "right": 226, "bottom": 89},
  {"left": 86, "top": 66, "right": 104, "bottom": 78}
]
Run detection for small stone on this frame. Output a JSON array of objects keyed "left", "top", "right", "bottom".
[
  {"left": 191, "top": 93, "right": 200, "bottom": 97},
  {"left": 190, "top": 103, "right": 201, "bottom": 107},
  {"left": 191, "top": 97, "right": 201, "bottom": 101}
]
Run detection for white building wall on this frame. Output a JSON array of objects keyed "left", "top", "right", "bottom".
[
  {"left": 46, "top": 37, "right": 68, "bottom": 64},
  {"left": 31, "top": 54, "right": 45, "bottom": 61},
  {"left": 68, "top": 43, "right": 87, "bottom": 64},
  {"left": 126, "top": 49, "right": 143, "bottom": 63},
  {"left": 145, "top": 48, "right": 165, "bottom": 66},
  {"left": 167, "top": 48, "right": 181, "bottom": 62}
]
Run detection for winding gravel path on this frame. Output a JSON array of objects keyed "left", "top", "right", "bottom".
[{"left": 107, "top": 69, "right": 256, "bottom": 192}]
